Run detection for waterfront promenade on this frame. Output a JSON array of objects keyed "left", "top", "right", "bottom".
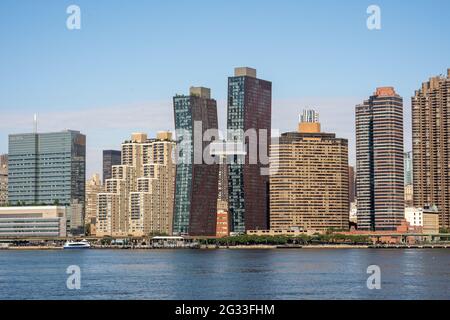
[
  {"left": 2, "top": 243, "right": 450, "bottom": 250},
  {"left": 1, "top": 233, "right": 450, "bottom": 250}
]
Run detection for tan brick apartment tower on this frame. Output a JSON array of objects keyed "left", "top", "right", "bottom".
[
  {"left": 412, "top": 69, "right": 450, "bottom": 229},
  {"left": 270, "top": 110, "right": 349, "bottom": 232},
  {"left": 356, "top": 87, "right": 404, "bottom": 231},
  {"left": 85, "top": 173, "right": 103, "bottom": 235},
  {"left": 96, "top": 132, "right": 175, "bottom": 237}
]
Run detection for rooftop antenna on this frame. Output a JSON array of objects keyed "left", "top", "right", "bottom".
[{"left": 33, "top": 114, "right": 38, "bottom": 133}]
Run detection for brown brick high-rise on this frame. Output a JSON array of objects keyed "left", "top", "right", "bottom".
[
  {"left": 412, "top": 69, "right": 450, "bottom": 229},
  {"left": 356, "top": 87, "right": 404, "bottom": 231},
  {"left": 270, "top": 112, "right": 349, "bottom": 232}
]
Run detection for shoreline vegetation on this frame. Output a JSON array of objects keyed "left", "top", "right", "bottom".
[{"left": 1, "top": 234, "right": 449, "bottom": 250}]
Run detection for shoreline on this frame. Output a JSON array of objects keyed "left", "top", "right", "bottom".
[{"left": 2, "top": 244, "right": 449, "bottom": 250}]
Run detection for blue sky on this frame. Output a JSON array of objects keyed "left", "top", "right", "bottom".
[{"left": 1, "top": 0, "right": 449, "bottom": 177}]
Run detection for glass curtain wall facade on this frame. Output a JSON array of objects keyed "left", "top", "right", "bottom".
[
  {"left": 103, "top": 150, "right": 121, "bottom": 183},
  {"left": 404, "top": 151, "right": 413, "bottom": 186},
  {"left": 227, "top": 68, "right": 272, "bottom": 233},
  {"left": 173, "top": 87, "right": 219, "bottom": 236},
  {"left": 8, "top": 130, "right": 86, "bottom": 233}
]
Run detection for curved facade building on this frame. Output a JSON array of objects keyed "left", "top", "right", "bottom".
[{"left": 356, "top": 87, "right": 404, "bottom": 231}]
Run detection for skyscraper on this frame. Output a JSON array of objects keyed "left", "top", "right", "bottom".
[
  {"left": 85, "top": 173, "right": 103, "bottom": 236},
  {"left": 348, "top": 166, "right": 356, "bottom": 204},
  {"left": 227, "top": 67, "right": 272, "bottom": 233},
  {"left": 8, "top": 130, "right": 86, "bottom": 234},
  {"left": 404, "top": 151, "right": 414, "bottom": 207},
  {"left": 216, "top": 151, "right": 230, "bottom": 237},
  {"left": 129, "top": 132, "right": 176, "bottom": 236},
  {"left": 0, "top": 154, "right": 7, "bottom": 207},
  {"left": 173, "top": 87, "right": 219, "bottom": 236},
  {"left": 404, "top": 151, "right": 413, "bottom": 186},
  {"left": 103, "top": 150, "right": 121, "bottom": 183},
  {"left": 217, "top": 154, "right": 229, "bottom": 206},
  {"left": 356, "top": 87, "right": 404, "bottom": 231},
  {"left": 97, "top": 132, "right": 175, "bottom": 237},
  {"left": 412, "top": 69, "right": 450, "bottom": 229},
  {"left": 270, "top": 110, "right": 349, "bottom": 231}
]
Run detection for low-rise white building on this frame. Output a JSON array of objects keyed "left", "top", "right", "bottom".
[
  {"left": 405, "top": 206, "right": 440, "bottom": 234},
  {"left": 405, "top": 207, "right": 423, "bottom": 227},
  {"left": 0, "top": 206, "right": 67, "bottom": 238}
]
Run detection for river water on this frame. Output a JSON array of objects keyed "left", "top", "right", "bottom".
[{"left": 0, "top": 249, "right": 449, "bottom": 299}]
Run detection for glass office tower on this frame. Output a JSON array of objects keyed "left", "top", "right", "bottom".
[
  {"left": 173, "top": 87, "right": 219, "bottom": 236},
  {"left": 227, "top": 67, "right": 272, "bottom": 233},
  {"left": 103, "top": 150, "right": 121, "bottom": 183},
  {"left": 8, "top": 130, "right": 86, "bottom": 234}
]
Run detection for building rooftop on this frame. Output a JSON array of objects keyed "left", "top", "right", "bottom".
[
  {"left": 189, "top": 87, "right": 211, "bottom": 99},
  {"left": 9, "top": 129, "right": 82, "bottom": 137},
  {"left": 234, "top": 67, "right": 257, "bottom": 78},
  {"left": 298, "top": 109, "right": 321, "bottom": 133},
  {"left": 156, "top": 131, "right": 173, "bottom": 141},
  {"left": 130, "top": 133, "right": 148, "bottom": 143},
  {"left": 0, "top": 206, "right": 67, "bottom": 211},
  {"left": 375, "top": 87, "right": 397, "bottom": 97},
  {"left": 275, "top": 131, "right": 348, "bottom": 145}
]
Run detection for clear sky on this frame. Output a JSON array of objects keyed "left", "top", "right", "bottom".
[{"left": 1, "top": 0, "right": 449, "bottom": 177}]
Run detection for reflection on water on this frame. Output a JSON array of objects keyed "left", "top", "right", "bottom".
[{"left": 0, "top": 249, "right": 449, "bottom": 300}]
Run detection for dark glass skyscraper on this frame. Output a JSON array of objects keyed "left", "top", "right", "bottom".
[
  {"left": 173, "top": 87, "right": 219, "bottom": 236},
  {"left": 356, "top": 87, "right": 404, "bottom": 231},
  {"left": 227, "top": 67, "right": 272, "bottom": 233},
  {"left": 8, "top": 130, "right": 86, "bottom": 233},
  {"left": 103, "top": 150, "right": 121, "bottom": 183}
]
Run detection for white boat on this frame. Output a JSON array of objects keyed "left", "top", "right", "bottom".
[{"left": 63, "top": 239, "right": 91, "bottom": 249}]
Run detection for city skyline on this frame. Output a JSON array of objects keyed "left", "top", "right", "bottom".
[
  {"left": 2, "top": 0, "right": 450, "bottom": 177},
  {"left": 1, "top": 1, "right": 450, "bottom": 305},
  {"left": 4, "top": 70, "right": 448, "bottom": 235}
]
